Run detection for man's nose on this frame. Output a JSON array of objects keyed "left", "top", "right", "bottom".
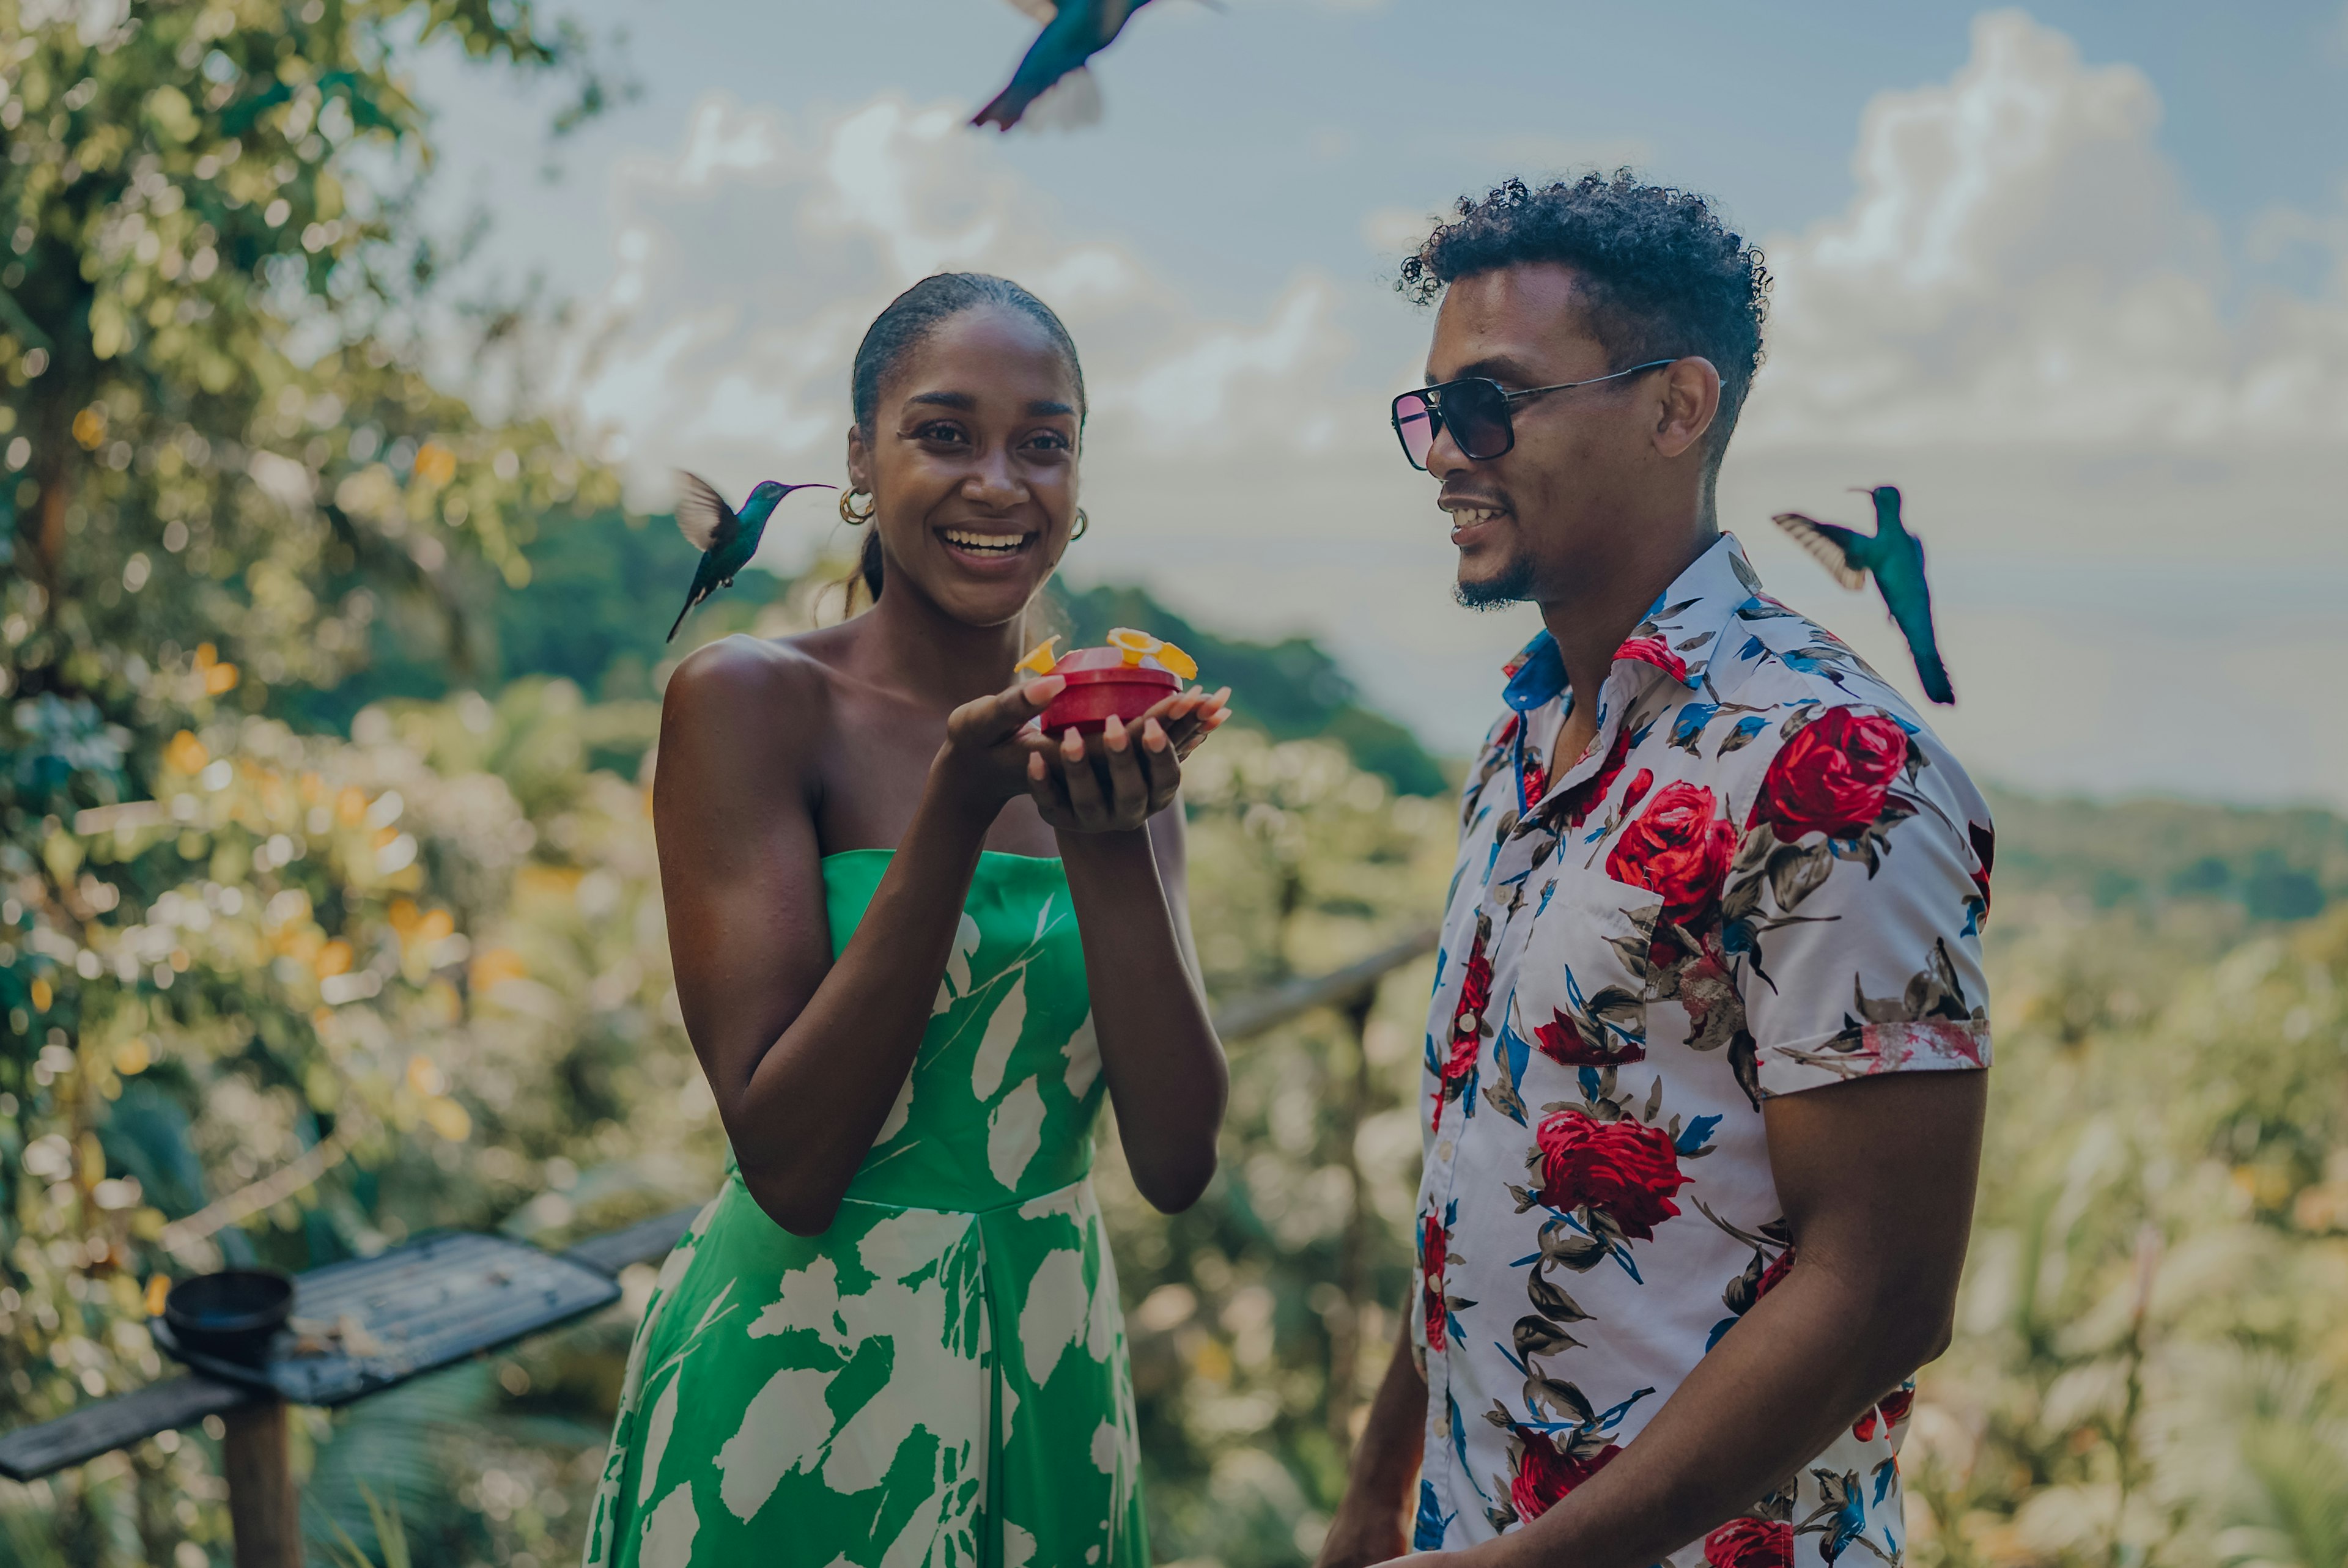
[{"left": 1425, "top": 414, "right": 1472, "bottom": 480}]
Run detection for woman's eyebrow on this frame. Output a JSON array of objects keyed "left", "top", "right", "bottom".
[
  {"left": 1027, "top": 399, "right": 1075, "bottom": 418},
  {"left": 907, "top": 391, "right": 976, "bottom": 411}
]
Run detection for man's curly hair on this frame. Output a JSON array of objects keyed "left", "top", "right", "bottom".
[{"left": 1401, "top": 172, "right": 1771, "bottom": 463}]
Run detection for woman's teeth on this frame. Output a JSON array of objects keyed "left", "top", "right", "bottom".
[
  {"left": 1450, "top": 508, "right": 1505, "bottom": 526},
  {"left": 943, "top": 529, "right": 1029, "bottom": 556}
]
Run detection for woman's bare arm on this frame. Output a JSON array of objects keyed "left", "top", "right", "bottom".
[
  {"left": 655, "top": 639, "right": 1063, "bottom": 1235},
  {"left": 1027, "top": 702, "right": 1230, "bottom": 1213}
]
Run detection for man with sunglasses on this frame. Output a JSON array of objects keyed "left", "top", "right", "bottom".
[{"left": 1318, "top": 175, "right": 1995, "bottom": 1568}]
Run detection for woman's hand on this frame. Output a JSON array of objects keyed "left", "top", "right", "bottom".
[
  {"left": 1022, "top": 686, "right": 1230, "bottom": 834},
  {"left": 935, "top": 674, "right": 1069, "bottom": 811}
]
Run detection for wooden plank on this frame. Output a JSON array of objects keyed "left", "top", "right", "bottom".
[
  {"left": 563, "top": 1204, "right": 704, "bottom": 1277},
  {"left": 0, "top": 1373, "right": 253, "bottom": 1482},
  {"left": 221, "top": 1398, "right": 300, "bottom": 1568},
  {"left": 1210, "top": 926, "right": 1439, "bottom": 1042}
]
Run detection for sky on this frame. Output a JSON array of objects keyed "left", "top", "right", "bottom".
[{"left": 410, "top": 2, "right": 2348, "bottom": 806}]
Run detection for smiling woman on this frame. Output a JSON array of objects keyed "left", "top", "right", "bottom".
[{"left": 581, "top": 274, "right": 1233, "bottom": 1567}]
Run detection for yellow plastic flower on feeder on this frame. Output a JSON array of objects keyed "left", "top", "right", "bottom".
[
  {"left": 1106, "top": 627, "right": 1198, "bottom": 680},
  {"left": 1014, "top": 636, "right": 1060, "bottom": 677}
]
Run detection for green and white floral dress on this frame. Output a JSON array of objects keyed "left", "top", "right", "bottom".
[{"left": 583, "top": 851, "right": 1147, "bottom": 1568}]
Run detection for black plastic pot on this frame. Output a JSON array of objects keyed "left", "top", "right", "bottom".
[{"left": 160, "top": 1270, "right": 294, "bottom": 1368}]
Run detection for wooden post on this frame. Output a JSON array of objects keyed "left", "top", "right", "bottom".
[
  {"left": 1326, "top": 987, "right": 1378, "bottom": 1445},
  {"left": 220, "top": 1398, "right": 301, "bottom": 1568}
]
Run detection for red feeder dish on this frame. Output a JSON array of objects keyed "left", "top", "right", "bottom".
[{"left": 1038, "top": 646, "right": 1181, "bottom": 734}]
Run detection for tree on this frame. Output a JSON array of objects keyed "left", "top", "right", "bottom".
[{"left": 0, "top": 1, "right": 618, "bottom": 1559}]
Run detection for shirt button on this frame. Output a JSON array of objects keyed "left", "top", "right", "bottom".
[{"left": 1457, "top": 1013, "right": 1481, "bottom": 1036}]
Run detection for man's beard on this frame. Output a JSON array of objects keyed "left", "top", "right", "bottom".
[{"left": 1455, "top": 555, "right": 1537, "bottom": 610}]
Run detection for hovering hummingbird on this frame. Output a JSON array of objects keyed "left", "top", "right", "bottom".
[
  {"left": 1770, "top": 485, "right": 1955, "bottom": 705},
  {"left": 666, "top": 472, "right": 834, "bottom": 643},
  {"left": 973, "top": 0, "right": 1158, "bottom": 131}
]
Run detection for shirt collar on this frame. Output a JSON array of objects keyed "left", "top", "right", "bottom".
[{"left": 1497, "top": 532, "right": 1761, "bottom": 706}]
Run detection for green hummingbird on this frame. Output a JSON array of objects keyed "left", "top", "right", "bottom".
[
  {"left": 667, "top": 472, "right": 834, "bottom": 643},
  {"left": 1770, "top": 485, "right": 1955, "bottom": 705},
  {"left": 973, "top": 0, "right": 1159, "bottom": 131}
]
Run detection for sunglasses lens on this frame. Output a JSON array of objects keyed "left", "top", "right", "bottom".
[
  {"left": 1393, "top": 392, "right": 1437, "bottom": 469},
  {"left": 1445, "top": 381, "right": 1512, "bottom": 460}
]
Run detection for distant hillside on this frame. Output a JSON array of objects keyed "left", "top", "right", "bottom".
[
  {"left": 290, "top": 507, "right": 1452, "bottom": 795},
  {"left": 1983, "top": 784, "right": 2344, "bottom": 922}
]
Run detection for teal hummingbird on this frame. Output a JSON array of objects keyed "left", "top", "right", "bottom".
[
  {"left": 667, "top": 472, "right": 834, "bottom": 643},
  {"left": 1771, "top": 485, "right": 1955, "bottom": 705},
  {"left": 973, "top": 0, "right": 1159, "bottom": 131}
]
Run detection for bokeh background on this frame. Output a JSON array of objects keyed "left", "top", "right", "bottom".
[{"left": 3, "top": 2, "right": 2347, "bottom": 1565}]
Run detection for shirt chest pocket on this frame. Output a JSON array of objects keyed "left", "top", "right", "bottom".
[{"left": 1499, "top": 866, "right": 1666, "bottom": 1108}]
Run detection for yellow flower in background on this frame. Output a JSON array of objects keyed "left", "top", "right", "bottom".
[
  {"left": 413, "top": 441, "right": 457, "bottom": 487},
  {"left": 164, "top": 731, "right": 209, "bottom": 776},
  {"left": 337, "top": 786, "right": 368, "bottom": 826},
  {"left": 470, "top": 947, "right": 527, "bottom": 990},
  {"left": 406, "top": 1054, "right": 447, "bottom": 1097},
  {"left": 423, "top": 1097, "right": 472, "bottom": 1142},
  {"left": 29, "top": 978, "right": 51, "bottom": 1012},
  {"left": 193, "top": 643, "right": 239, "bottom": 696},
  {"left": 314, "top": 940, "right": 353, "bottom": 979},
  {"left": 72, "top": 407, "right": 106, "bottom": 449},
  {"left": 114, "top": 1039, "right": 152, "bottom": 1076}
]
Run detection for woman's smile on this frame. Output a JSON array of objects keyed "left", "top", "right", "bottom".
[{"left": 937, "top": 524, "right": 1041, "bottom": 569}]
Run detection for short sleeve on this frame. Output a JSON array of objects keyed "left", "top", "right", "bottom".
[{"left": 1733, "top": 718, "right": 1993, "bottom": 1099}]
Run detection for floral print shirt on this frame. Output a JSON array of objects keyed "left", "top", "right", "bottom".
[{"left": 1411, "top": 534, "right": 1993, "bottom": 1564}]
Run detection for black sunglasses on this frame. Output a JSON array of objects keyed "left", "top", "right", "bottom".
[{"left": 1390, "top": 359, "right": 1676, "bottom": 470}]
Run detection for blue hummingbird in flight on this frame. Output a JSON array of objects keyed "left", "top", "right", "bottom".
[
  {"left": 973, "top": 0, "right": 1159, "bottom": 131},
  {"left": 666, "top": 472, "right": 834, "bottom": 643},
  {"left": 1771, "top": 485, "right": 1955, "bottom": 705}
]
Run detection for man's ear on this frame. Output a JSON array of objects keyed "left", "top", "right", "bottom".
[
  {"left": 1652, "top": 358, "right": 1722, "bottom": 462},
  {"left": 845, "top": 424, "right": 873, "bottom": 492}
]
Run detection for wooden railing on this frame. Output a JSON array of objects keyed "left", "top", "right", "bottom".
[{"left": 0, "top": 927, "right": 1437, "bottom": 1565}]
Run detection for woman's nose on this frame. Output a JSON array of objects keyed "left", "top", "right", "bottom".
[{"left": 963, "top": 447, "right": 1024, "bottom": 505}]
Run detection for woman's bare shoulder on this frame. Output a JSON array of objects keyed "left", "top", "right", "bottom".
[{"left": 660, "top": 630, "right": 848, "bottom": 765}]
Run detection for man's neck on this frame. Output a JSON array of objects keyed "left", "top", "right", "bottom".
[{"left": 1538, "top": 523, "right": 1719, "bottom": 762}]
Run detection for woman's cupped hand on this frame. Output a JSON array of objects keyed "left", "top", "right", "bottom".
[{"left": 1024, "top": 686, "right": 1231, "bottom": 834}]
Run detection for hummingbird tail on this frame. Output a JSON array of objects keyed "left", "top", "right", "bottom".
[
  {"left": 667, "top": 594, "right": 695, "bottom": 644},
  {"left": 1917, "top": 650, "right": 1955, "bottom": 705}
]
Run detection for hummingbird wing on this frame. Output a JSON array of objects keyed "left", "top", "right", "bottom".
[
  {"left": 1018, "top": 65, "right": 1105, "bottom": 128},
  {"left": 673, "top": 469, "right": 740, "bottom": 554},
  {"left": 1770, "top": 512, "right": 1870, "bottom": 592},
  {"left": 974, "top": 0, "right": 1149, "bottom": 130}
]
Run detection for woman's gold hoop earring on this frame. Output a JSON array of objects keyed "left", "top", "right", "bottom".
[
  {"left": 1071, "top": 509, "right": 1089, "bottom": 541},
  {"left": 839, "top": 488, "right": 876, "bottom": 525}
]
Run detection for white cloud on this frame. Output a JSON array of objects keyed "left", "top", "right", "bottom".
[{"left": 1748, "top": 9, "right": 2348, "bottom": 447}]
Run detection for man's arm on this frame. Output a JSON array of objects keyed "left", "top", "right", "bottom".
[
  {"left": 1405, "top": 1069, "right": 1986, "bottom": 1568},
  {"left": 1317, "top": 1319, "right": 1428, "bottom": 1567}
]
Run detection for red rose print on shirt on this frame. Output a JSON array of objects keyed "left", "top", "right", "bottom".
[
  {"left": 1607, "top": 781, "right": 1737, "bottom": 927},
  {"left": 1421, "top": 1213, "right": 1450, "bottom": 1351},
  {"left": 1532, "top": 1110, "right": 1689, "bottom": 1241},
  {"left": 1853, "top": 1385, "right": 1914, "bottom": 1441},
  {"left": 1704, "top": 1515, "right": 1794, "bottom": 1566},
  {"left": 1510, "top": 1429, "right": 1622, "bottom": 1522},
  {"left": 1433, "top": 919, "right": 1493, "bottom": 1130},
  {"left": 1747, "top": 707, "right": 1911, "bottom": 840},
  {"left": 1615, "top": 635, "right": 1689, "bottom": 685},
  {"left": 1546, "top": 723, "right": 1635, "bottom": 830}
]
